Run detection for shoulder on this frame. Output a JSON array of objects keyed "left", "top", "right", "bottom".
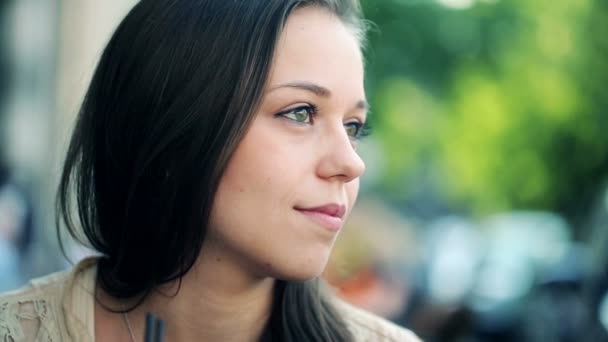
[
  {"left": 0, "top": 257, "right": 98, "bottom": 342},
  {"left": 333, "top": 298, "right": 422, "bottom": 342},
  {"left": 0, "top": 267, "right": 71, "bottom": 341},
  {"left": 1, "top": 264, "right": 73, "bottom": 298}
]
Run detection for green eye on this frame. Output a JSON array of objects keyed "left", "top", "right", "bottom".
[
  {"left": 344, "top": 122, "right": 361, "bottom": 137},
  {"left": 279, "top": 105, "right": 317, "bottom": 124},
  {"left": 345, "top": 121, "right": 371, "bottom": 140},
  {"left": 291, "top": 108, "right": 311, "bottom": 123}
]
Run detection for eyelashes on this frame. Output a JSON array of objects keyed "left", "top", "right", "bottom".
[
  {"left": 275, "top": 103, "right": 371, "bottom": 140},
  {"left": 276, "top": 104, "right": 319, "bottom": 124}
]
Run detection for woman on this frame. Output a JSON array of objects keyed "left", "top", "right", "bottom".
[{"left": 0, "top": 0, "right": 421, "bottom": 341}]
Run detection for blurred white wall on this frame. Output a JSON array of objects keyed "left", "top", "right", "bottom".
[
  {"left": 56, "top": 0, "right": 139, "bottom": 153},
  {"left": 1, "top": 0, "right": 138, "bottom": 276}
]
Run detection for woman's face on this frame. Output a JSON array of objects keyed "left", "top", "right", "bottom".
[{"left": 208, "top": 6, "right": 367, "bottom": 281}]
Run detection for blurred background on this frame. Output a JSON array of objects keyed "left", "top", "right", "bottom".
[{"left": 1, "top": 0, "right": 607, "bottom": 341}]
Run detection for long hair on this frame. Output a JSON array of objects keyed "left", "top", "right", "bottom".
[{"left": 56, "top": 0, "right": 366, "bottom": 340}]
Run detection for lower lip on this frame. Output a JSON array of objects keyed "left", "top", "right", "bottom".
[{"left": 296, "top": 210, "right": 343, "bottom": 232}]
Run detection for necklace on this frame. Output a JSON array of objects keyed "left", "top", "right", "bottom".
[{"left": 123, "top": 312, "right": 136, "bottom": 342}]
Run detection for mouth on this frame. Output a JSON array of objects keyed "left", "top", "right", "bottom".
[{"left": 294, "top": 203, "right": 346, "bottom": 232}]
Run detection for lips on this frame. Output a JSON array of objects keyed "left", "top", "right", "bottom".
[{"left": 294, "top": 203, "right": 346, "bottom": 232}]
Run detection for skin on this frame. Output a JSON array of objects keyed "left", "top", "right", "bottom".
[{"left": 96, "top": 6, "right": 366, "bottom": 341}]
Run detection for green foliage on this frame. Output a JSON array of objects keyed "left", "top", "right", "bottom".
[{"left": 361, "top": 0, "right": 608, "bottom": 222}]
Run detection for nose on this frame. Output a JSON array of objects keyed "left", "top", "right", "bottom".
[{"left": 316, "top": 128, "right": 366, "bottom": 183}]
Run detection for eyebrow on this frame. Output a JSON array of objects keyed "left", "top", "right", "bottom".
[{"left": 268, "top": 81, "right": 369, "bottom": 112}]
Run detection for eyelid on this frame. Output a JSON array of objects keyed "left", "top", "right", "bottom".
[
  {"left": 277, "top": 103, "right": 317, "bottom": 114},
  {"left": 344, "top": 117, "right": 364, "bottom": 125}
]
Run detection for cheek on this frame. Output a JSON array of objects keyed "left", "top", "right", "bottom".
[
  {"left": 217, "top": 128, "right": 278, "bottom": 197},
  {"left": 220, "top": 122, "right": 307, "bottom": 208},
  {"left": 206, "top": 119, "right": 302, "bottom": 249}
]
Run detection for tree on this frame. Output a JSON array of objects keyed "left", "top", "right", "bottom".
[{"left": 361, "top": 0, "right": 608, "bottom": 233}]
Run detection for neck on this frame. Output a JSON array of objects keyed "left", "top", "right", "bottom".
[{"left": 107, "top": 240, "right": 276, "bottom": 342}]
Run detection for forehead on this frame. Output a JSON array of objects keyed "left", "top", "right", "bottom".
[{"left": 267, "top": 6, "right": 364, "bottom": 92}]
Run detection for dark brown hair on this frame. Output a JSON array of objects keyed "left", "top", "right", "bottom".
[{"left": 57, "top": 0, "right": 366, "bottom": 340}]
